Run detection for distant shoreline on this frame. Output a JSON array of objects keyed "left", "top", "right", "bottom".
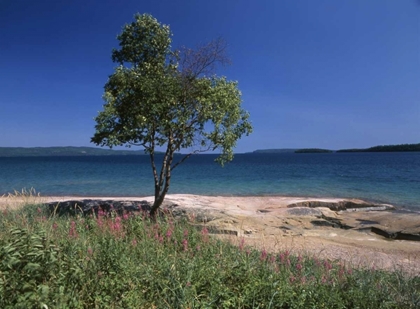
[
  {"left": 254, "top": 143, "right": 420, "bottom": 154},
  {"left": 1, "top": 143, "right": 419, "bottom": 157}
]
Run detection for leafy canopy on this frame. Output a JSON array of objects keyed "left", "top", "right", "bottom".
[{"left": 92, "top": 13, "right": 252, "bottom": 165}]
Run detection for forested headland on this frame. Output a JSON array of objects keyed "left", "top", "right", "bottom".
[
  {"left": 337, "top": 143, "right": 420, "bottom": 153},
  {"left": 0, "top": 147, "right": 144, "bottom": 157}
]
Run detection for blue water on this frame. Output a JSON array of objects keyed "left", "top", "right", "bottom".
[{"left": 1, "top": 152, "right": 419, "bottom": 211}]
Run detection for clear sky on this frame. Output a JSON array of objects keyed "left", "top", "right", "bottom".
[{"left": 1, "top": 0, "right": 419, "bottom": 152}]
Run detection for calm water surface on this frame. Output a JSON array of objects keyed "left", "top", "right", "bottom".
[{"left": 1, "top": 153, "right": 419, "bottom": 211}]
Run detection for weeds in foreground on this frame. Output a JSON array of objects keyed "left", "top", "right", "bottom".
[{"left": 0, "top": 203, "right": 419, "bottom": 309}]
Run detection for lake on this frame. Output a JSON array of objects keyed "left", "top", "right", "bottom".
[{"left": 1, "top": 152, "right": 419, "bottom": 211}]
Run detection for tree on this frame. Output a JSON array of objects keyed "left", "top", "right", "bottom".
[{"left": 91, "top": 14, "right": 252, "bottom": 216}]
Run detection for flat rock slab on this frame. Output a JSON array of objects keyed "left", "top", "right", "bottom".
[
  {"left": 5, "top": 194, "right": 419, "bottom": 240},
  {"left": 336, "top": 211, "right": 420, "bottom": 241}
]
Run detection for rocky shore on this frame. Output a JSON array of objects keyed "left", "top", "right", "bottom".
[
  {"left": 2, "top": 194, "right": 420, "bottom": 273},
  {"left": 42, "top": 195, "right": 420, "bottom": 240}
]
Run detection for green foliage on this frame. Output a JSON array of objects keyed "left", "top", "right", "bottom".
[
  {"left": 337, "top": 143, "right": 420, "bottom": 153},
  {"left": 91, "top": 13, "right": 252, "bottom": 213},
  {"left": 0, "top": 227, "right": 84, "bottom": 308},
  {"left": 0, "top": 204, "right": 419, "bottom": 308},
  {"left": 92, "top": 13, "right": 252, "bottom": 162}
]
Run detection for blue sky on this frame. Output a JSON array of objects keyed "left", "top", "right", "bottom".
[{"left": 1, "top": 0, "right": 419, "bottom": 152}]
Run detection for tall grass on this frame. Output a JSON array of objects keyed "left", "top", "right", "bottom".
[{"left": 0, "top": 201, "right": 419, "bottom": 308}]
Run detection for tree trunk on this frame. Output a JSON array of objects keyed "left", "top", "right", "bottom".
[
  {"left": 149, "top": 145, "right": 174, "bottom": 218},
  {"left": 150, "top": 194, "right": 164, "bottom": 217}
]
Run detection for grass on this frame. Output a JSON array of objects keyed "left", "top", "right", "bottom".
[{"left": 0, "top": 198, "right": 419, "bottom": 308}]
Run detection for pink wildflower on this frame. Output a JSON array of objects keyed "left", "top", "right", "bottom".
[
  {"left": 114, "top": 216, "right": 122, "bottom": 230},
  {"left": 182, "top": 239, "right": 188, "bottom": 251},
  {"left": 279, "top": 253, "right": 286, "bottom": 264},
  {"left": 166, "top": 228, "right": 173, "bottom": 239},
  {"left": 239, "top": 237, "right": 245, "bottom": 251},
  {"left": 69, "top": 221, "right": 78, "bottom": 238},
  {"left": 97, "top": 217, "right": 104, "bottom": 229},
  {"left": 98, "top": 208, "right": 105, "bottom": 218},
  {"left": 260, "top": 249, "right": 267, "bottom": 261},
  {"left": 201, "top": 227, "right": 209, "bottom": 235},
  {"left": 201, "top": 226, "right": 209, "bottom": 242},
  {"left": 269, "top": 254, "right": 276, "bottom": 264},
  {"left": 324, "top": 260, "right": 332, "bottom": 271}
]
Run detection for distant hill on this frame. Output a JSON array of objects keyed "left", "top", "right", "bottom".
[
  {"left": 252, "top": 149, "right": 297, "bottom": 154},
  {"left": 0, "top": 146, "right": 147, "bottom": 157},
  {"left": 337, "top": 143, "right": 420, "bottom": 153},
  {"left": 295, "top": 148, "right": 333, "bottom": 153}
]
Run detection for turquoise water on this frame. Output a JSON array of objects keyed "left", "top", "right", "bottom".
[{"left": 1, "top": 152, "right": 419, "bottom": 211}]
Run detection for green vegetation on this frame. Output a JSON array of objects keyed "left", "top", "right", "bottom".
[
  {"left": 0, "top": 146, "right": 147, "bottom": 157},
  {"left": 295, "top": 148, "right": 333, "bottom": 153},
  {"left": 92, "top": 14, "right": 252, "bottom": 215},
  {"left": 337, "top": 143, "right": 420, "bottom": 153},
  {"left": 1, "top": 201, "right": 419, "bottom": 308}
]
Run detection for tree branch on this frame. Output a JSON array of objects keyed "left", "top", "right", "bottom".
[
  {"left": 128, "top": 141, "right": 147, "bottom": 147},
  {"left": 171, "top": 145, "right": 213, "bottom": 171},
  {"left": 179, "top": 38, "right": 230, "bottom": 79}
]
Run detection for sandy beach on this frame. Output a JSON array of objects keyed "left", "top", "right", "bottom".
[{"left": 1, "top": 193, "right": 420, "bottom": 274}]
